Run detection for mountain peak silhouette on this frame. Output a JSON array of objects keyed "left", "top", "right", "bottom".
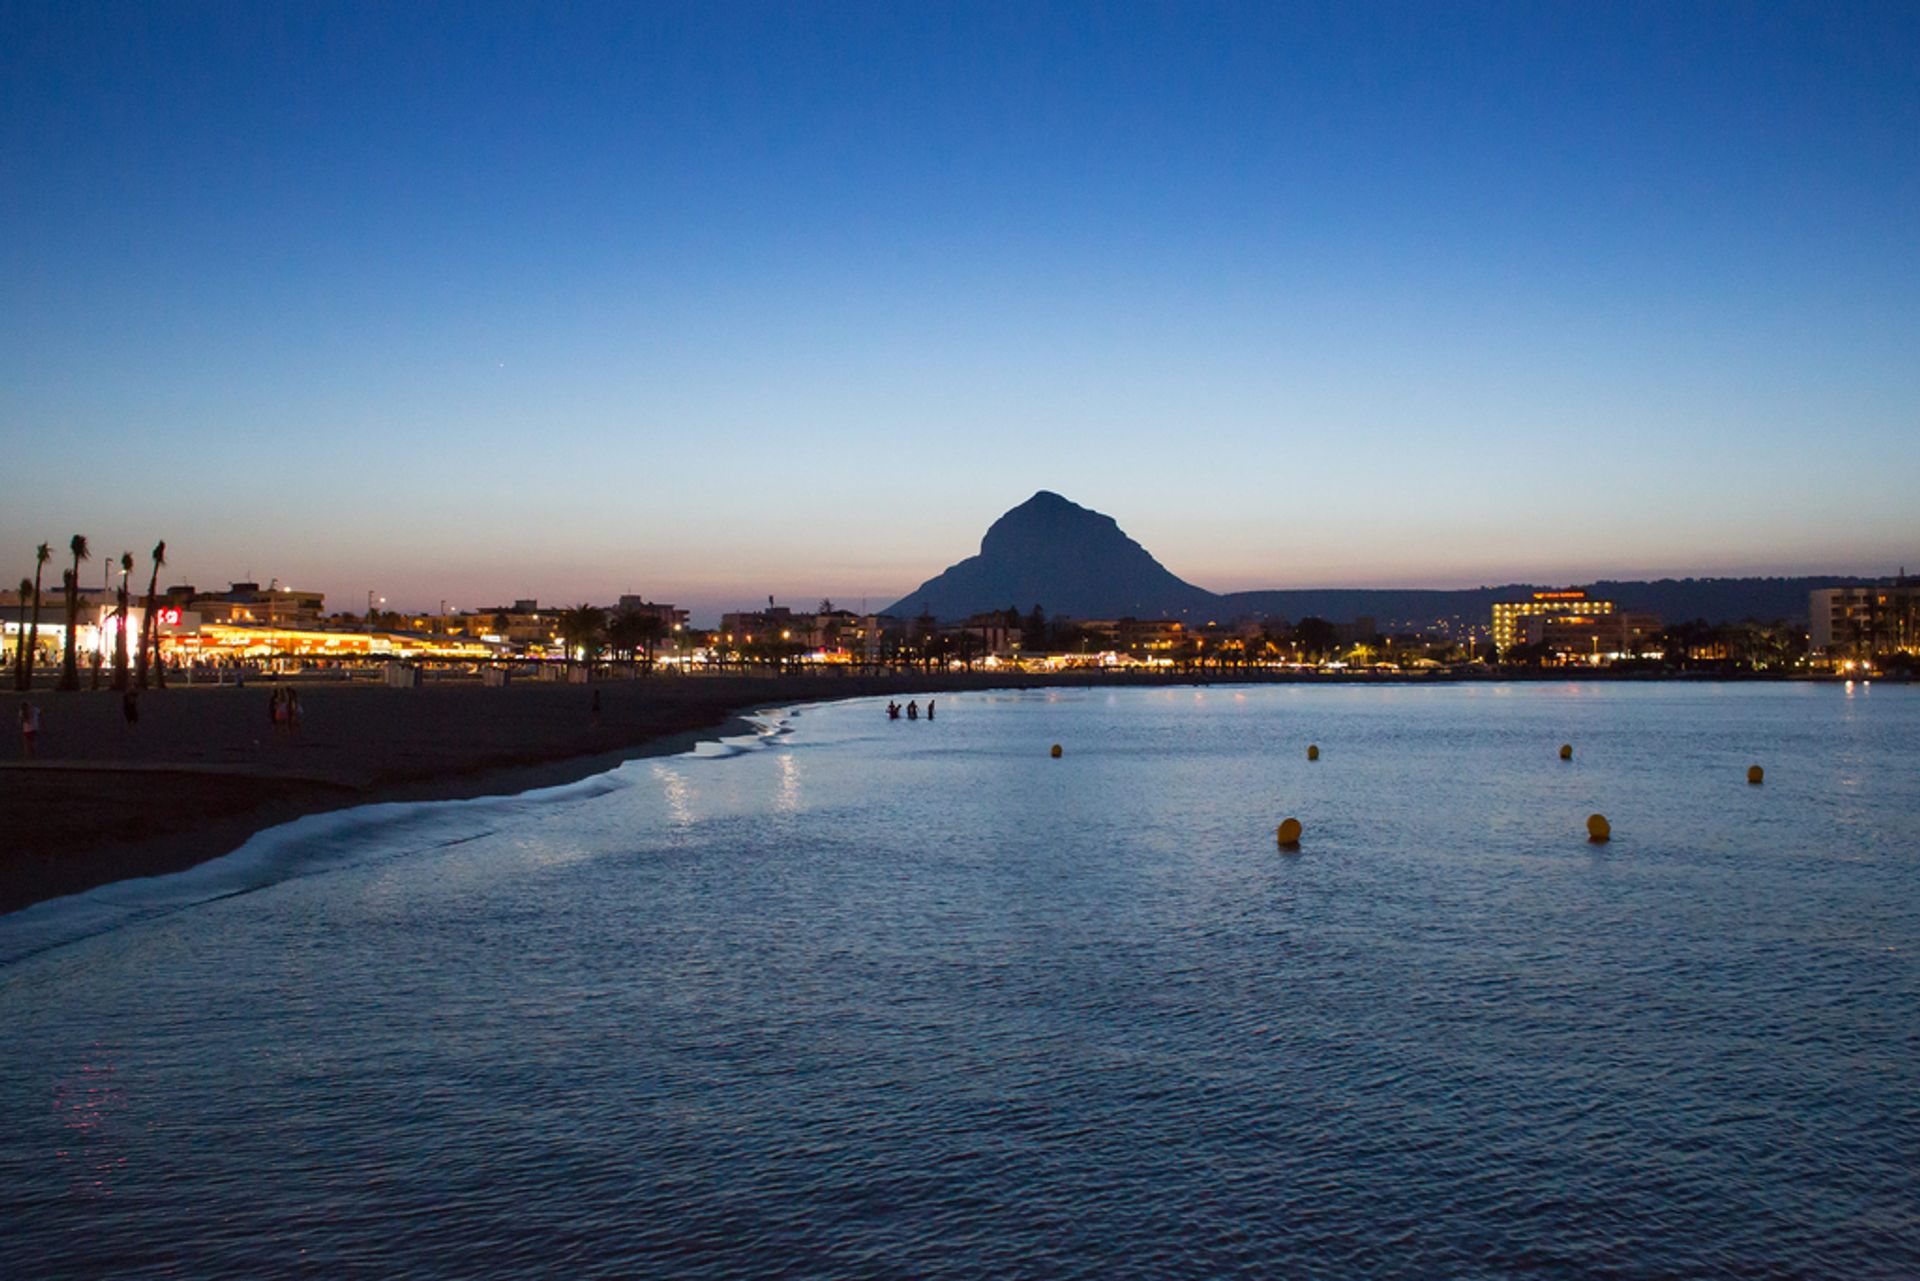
[
  {"left": 885, "top": 492, "right": 1218, "bottom": 619},
  {"left": 883, "top": 491, "right": 1862, "bottom": 625}
]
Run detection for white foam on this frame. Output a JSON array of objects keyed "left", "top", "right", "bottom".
[{"left": 0, "top": 710, "right": 795, "bottom": 969}]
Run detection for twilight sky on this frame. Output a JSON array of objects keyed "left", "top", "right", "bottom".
[{"left": 4, "top": 1, "right": 1917, "bottom": 621}]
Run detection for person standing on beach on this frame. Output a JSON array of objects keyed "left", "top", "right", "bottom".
[
  {"left": 19, "top": 699, "right": 40, "bottom": 757},
  {"left": 122, "top": 687, "right": 139, "bottom": 731},
  {"left": 285, "top": 688, "right": 301, "bottom": 737},
  {"left": 591, "top": 686, "right": 602, "bottom": 728},
  {"left": 907, "top": 700, "right": 918, "bottom": 720},
  {"left": 927, "top": 700, "right": 935, "bottom": 721}
]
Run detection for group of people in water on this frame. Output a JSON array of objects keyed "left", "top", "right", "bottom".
[{"left": 885, "top": 699, "right": 933, "bottom": 721}]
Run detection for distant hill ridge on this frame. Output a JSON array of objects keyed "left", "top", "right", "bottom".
[
  {"left": 1218, "top": 580, "right": 1878, "bottom": 629},
  {"left": 884, "top": 491, "right": 1880, "bottom": 626}
]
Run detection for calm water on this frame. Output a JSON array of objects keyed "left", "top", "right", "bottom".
[{"left": 2, "top": 682, "right": 1917, "bottom": 1278}]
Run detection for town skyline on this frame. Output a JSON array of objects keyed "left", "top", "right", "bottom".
[{"left": 7, "top": 486, "right": 1911, "bottom": 629}]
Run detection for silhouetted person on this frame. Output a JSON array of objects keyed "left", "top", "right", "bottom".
[
  {"left": 591, "top": 686, "right": 602, "bottom": 727},
  {"left": 887, "top": 701, "right": 900, "bottom": 720},
  {"left": 122, "top": 688, "right": 139, "bottom": 730},
  {"left": 907, "top": 700, "right": 918, "bottom": 720},
  {"left": 927, "top": 700, "right": 935, "bottom": 721},
  {"left": 19, "top": 699, "right": 40, "bottom": 758}
]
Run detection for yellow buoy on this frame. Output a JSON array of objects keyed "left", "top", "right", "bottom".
[
  {"left": 1586, "top": 813, "right": 1611, "bottom": 843},
  {"left": 1748, "top": 764, "right": 1764, "bottom": 785},
  {"left": 1276, "top": 817, "right": 1303, "bottom": 847},
  {"left": 1307, "top": 744, "right": 1319, "bottom": 761},
  {"left": 1050, "top": 743, "right": 1062, "bottom": 758},
  {"left": 1559, "top": 744, "right": 1573, "bottom": 760}
]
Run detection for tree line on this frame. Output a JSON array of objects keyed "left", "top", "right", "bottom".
[
  {"left": 13, "top": 536, "right": 170, "bottom": 692},
  {"left": 553, "top": 604, "right": 674, "bottom": 673}
]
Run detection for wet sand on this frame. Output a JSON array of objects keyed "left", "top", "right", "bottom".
[{"left": 0, "top": 672, "right": 1078, "bottom": 913}]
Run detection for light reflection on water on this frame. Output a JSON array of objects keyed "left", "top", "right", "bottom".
[
  {"left": 0, "top": 682, "right": 1917, "bottom": 1279},
  {"left": 50, "top": 1048, "right": 125, "bottom": 1198}
]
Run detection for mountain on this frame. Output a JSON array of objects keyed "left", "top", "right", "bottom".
[
  {"left": 886, "top": 492, "right": 1876, "bottom": 625},
  {"left": 884, "top": 491, "right": 1219, "bottom": 620}
]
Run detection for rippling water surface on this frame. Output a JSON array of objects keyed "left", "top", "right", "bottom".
[{"left": 3, "top": 682, "right": 1918, "bottom": 1278}]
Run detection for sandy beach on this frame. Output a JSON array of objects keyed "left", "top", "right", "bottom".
[{"left": 2, "top": 671, "right": 1106, "bottom": 913}]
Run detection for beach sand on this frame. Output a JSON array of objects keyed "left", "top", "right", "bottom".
[{"left": 1, "top": 672, "right": 1067, "bottom": 913}]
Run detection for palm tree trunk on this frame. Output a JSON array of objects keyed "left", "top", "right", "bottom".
[
  {"left": 90, "top": 577, "right": 105, "bottom": 690},
  {"left": 10, "top": 578, "right": 25, "bottom": 691},
  {"left": 11, "top": 578, "right": 27, "bottom": 691},
  {"left": 59, "top": 567, "right": 80, "bottom": 691},
  {"left": 137, "top": 570, "right": 161, "bottom": 689},
  {"left": 112, "top": 582, "right": 131, "bottom": 690},
  {"left": 23, "top": 563, "right": 45, "bottom": 690}
]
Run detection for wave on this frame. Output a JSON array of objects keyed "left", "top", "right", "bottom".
[{"left": 0, "top": 710, "right": 794, "bottom": 970}]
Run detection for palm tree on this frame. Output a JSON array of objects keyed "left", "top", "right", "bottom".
[
  {"left": 18, "top": 543, "right": 50, "bottom": 691},
  {"left": 58, "top": 535, "right": 90, "bottom": 691},
  {"left": 634, "top": 612, "right": 667, "bottom": 670},
  {"left": 137, "top": 540, "right": 166, "bottom": 690},
  {"left": 111, "top": 551, "right": 133, "bottom": 690},
  {"left": 556, "top": 604, "right": 606, "bottom": 674},
  {"left": 12, "top": 576, "right": 31, "bottom": 689},
  {"left": 604, "top": 606, "right": 648, "bottom": 676}
]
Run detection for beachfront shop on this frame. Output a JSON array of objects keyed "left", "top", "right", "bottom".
[
  {"left": 3, "top": 607, "right": 504, "bottom": 669},
  {"left": 2, "top": 603, "right": 200, "bottom": 666}
]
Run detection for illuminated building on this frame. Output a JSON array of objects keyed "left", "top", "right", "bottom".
[
  {"left": 1809, "top": 579, "right": 1919, "bottom": 660},
  {"left": 1491, "top": 591, "right": 1614, "bottom": 655},
  {"left": 175, "top": 624, "right": 502, "bottom": 661},
  {"left": 942, "top": 614, "right": 1018, "bottom": 656},
  {"left": 719, "top": 606, "right": 795, "bottom": 641},
  {"left": 1080, "top": 618, "right": 1188, "bottom": 655},
  {"left": 459, "top": 605, "right": 559, "bottom": 646},
  {"left": 166, "top": 581, "right": 326, "bottom": 627},
  {"left": 2, "top": 602, "right": 196, "bottom": 663},
  {"left": 1517, "top": 611, "right": 1662, "bottom": 664},
  {"left": 615, "top": 596, "right": 691, "bottom": 628},
  {"left": 717, "top": 606, "right": 900, "bottom": 658}
]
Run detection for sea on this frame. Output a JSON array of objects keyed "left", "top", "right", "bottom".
[{"left": 1, "top": 682, "right": 1916, "bottom": 1278}]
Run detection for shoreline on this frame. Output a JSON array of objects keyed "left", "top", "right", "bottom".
[
  {"left": 2, "top": 672, "right": 1094, "bottom": 914},
  {"left": 1, "top": 668, "right": 1900, "bottom": 916}
]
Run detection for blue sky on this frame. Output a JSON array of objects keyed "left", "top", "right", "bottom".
[{"left": 4, "top": 1, "right": 1916, "bottom": 619}]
